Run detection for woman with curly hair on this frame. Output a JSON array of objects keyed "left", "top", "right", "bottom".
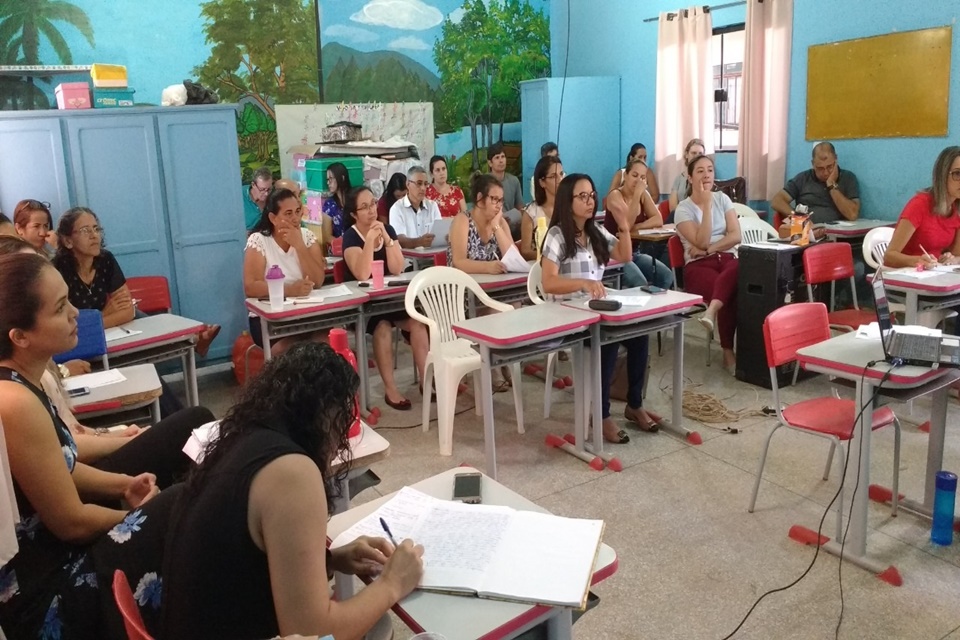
[{"left": 161, "top": 342, "right": 424, "bottom": 640}]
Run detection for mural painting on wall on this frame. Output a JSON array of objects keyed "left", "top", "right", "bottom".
[
  {"left": 0, "top": 0, "right": 95, "bottom": 109},
  {"left": 320, "top": 0, "right": 550, "bottom": 186},
  {"left": 195, "top": 0, "right": 320, "bottom": 181}
]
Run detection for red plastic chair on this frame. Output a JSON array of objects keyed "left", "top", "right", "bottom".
[
  {"left": 332, "top": 259, "right": 349, "bottom": 284},
  {"left": 126, "top": 276, "right": 171, "bottom": 314},
  {"left": 748, "top": 303, "right": 900, "bottom": 534},
  {"left": 658, "top": 199, "right": 671, "bottom": 224},
  {"left": 112, "top": 570, "right": 154, "bottom": 640},
  {"left": 667, "top": 235, "right": 685, "bottom": 288},
  {"left": 802, "top": 242, "right": 875, "bottom": 332}
]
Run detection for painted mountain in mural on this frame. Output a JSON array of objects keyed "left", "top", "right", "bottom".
[{"left": 321, "top": 42, "right": 439, "bottom": 104}]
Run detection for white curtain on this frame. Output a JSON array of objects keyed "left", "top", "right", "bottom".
[
  {"left": 655, "top": 6, "right": 715, "bottom": 192},
  {"left": 737, "top": 0, "right": 793, "bottom": 200}
]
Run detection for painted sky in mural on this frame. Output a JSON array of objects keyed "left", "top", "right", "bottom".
[{"left": 320, "top": 0, "right": 549, "bottom": 76}]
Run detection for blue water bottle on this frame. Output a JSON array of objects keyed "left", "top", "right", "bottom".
[{"left": 931, "top": 471, "right": 957, "bottom": 546}]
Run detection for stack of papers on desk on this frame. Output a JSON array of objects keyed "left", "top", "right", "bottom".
[
  {"left": 332, "top": 486, "right": 604, "bottom": 608},
  {"left": 62, "top": 369, "right": 126, "bottom": 391}
]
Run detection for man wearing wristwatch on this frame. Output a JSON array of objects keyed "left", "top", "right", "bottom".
[{"left": 771, "top": 141, "right": 861, "bottom": 225}]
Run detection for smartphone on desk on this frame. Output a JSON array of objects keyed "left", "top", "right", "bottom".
[
  {"left": 67, "top": 387, "right": 90, "bottom": 398},
  {"left": 640, "top": 285, "right": 667, "bottom": 295},
  {"left": 453, "top": 471, "right": 482, "bottom": 504}
]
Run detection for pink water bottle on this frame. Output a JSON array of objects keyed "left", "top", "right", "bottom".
[{"left": 329, "top": 328, "right": 362, "bottom": 438}]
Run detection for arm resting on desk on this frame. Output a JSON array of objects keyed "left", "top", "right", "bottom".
[{"left": 251, "top": 454, "right": 422, "bottom": 640}]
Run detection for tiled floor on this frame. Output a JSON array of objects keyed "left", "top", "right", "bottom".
[{"left": 175, "top": 321, "right": 960, "bottom": 639}]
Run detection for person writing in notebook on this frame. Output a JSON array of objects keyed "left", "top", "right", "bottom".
[
  {"left": 161, "top": 343, "right": 424, "bottom": 640},
  {"left": 540, "top": 174, "right": 661, "bottom": 443},
  {"left": 884, "top": 146, "right": 960, "bottom": 268},
  {"left": 389, "top": 166, "right": 441, "bottom": 248}
]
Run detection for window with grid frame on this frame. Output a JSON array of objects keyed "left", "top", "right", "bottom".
[{"left": 712, "top": 24, "right": 745, "bottom": 152}]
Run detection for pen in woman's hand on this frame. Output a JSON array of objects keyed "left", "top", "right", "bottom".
[{"left": 379, "top": 517, "right": 399, "bottom": 547}]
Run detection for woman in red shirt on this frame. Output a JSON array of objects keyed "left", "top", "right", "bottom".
[
  {"left": 885, "top": 146, "right": 960, "bottom": 268},
  {"left": 425, "top": 155, "right": 466, "bottom": 218}
]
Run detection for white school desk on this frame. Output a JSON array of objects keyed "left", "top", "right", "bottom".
[
  {"left": 327, "top": 467, "right": 619, "bottom": 640},
  {"left": 453, "top": 304, "right": 599, "bottom": 479},
  {"left": 821, "top": 218, "right": 894, "bottom": 240},
  {"left": 70, "top": 364, "right": 162, "bottom": 424},
  {"left": 877, "top": 268, "right": 960, "bottom": 325},
  {"left": 562, "top": 289, "right": 705, "bottom": 467},
  {"left": 471, "top": 263, "right": 625, "bottom": 308},
  {"left": 795, "top": 332, "right": 959, "bottom": 584},
  {"left": 245, "top": 287, "right": 369, "bottom": 407},
  {"left": 107, "top": 314, "right": 204, "bottom": 407},
  {"left": 402, "top": 245, "right": 448, "bottom": 270}
]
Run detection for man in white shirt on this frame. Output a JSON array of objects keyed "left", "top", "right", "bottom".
[{"left": 389, "top": 165, "right": 441, "bottom": 248}]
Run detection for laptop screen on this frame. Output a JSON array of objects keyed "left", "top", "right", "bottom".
[{"left": 871, "top": 270, "right": 894, "bottom": 357}]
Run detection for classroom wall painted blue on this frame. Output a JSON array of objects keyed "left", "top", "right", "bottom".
[{"left": 550, "top": 0, "right": 959, "bottom": 218}]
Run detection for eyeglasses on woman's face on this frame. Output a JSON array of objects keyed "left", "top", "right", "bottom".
[
  {"left": 74, "top": 225, "right": 103, "bottom": 237},
  {"left": 356, "top": 200, "right": 377, "bottom": 213},
  {"left": 573, "top": 191, "right": 597, "bottom": 204},
  {"left": 485, "top": 195, "right": 504, "bottom": 206},
  {"left": 949, "top": 169, "right": 960, "bottom": 183}
]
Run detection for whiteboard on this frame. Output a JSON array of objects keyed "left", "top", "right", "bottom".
[{"left": 276, "top": 102, "right": 434, "bottom": 178}]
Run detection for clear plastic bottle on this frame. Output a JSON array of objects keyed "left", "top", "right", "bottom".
[
  {"left": 931, "top": 470, "right": 957, "bottom": 546},
  {"left": 329, "top": 328, "right": 362, "bottom": 438}
]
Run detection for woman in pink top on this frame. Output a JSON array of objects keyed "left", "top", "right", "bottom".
[
  {"left": 425, "top": 155, "right": 466, "bottom": 218},
  {"left": 885, "top": 146, "right": 960, "bottom": 268}
]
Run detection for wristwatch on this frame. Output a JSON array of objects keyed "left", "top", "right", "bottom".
[
  {"left": 827, "top": 183, "right": 838, "bottom": 191},
  {"left": 58, "top": 364, "right": 70, "bottom": 379}
]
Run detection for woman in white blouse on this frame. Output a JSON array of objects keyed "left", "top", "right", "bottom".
[{"left": 243, "top": 188, "right": 329, "bottom": 353}]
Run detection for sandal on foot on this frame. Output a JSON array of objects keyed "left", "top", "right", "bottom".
[
  {"left": 384, "top": 395, "right": 412, "bottom": 411},
  {"left": 624, "top": 406, "right": 660, "bottom": 433},
  {"left": 697, "top": 316, "right": 715, "bottom": 340},
  {"left": 604, "top": 428, "right": 630, "bottom": 444},
  {"left": 196, "top": 324, "right": 221, "bottom": 358}
]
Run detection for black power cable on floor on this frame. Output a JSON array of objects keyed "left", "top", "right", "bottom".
[{"left": 720, "top": 363, "right": 888, "bottom": 639}]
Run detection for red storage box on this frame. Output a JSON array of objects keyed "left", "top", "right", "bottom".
[{"left": 55, "top": 82, "right": 91, "bottom": 110}]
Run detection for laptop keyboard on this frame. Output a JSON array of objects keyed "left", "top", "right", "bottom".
[{"left": 892, "top": 333, "right": 940, "bottom": 362}]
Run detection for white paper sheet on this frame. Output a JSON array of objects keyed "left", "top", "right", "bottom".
[
  {"left": 104, "top": 327, "right": 143, "bottom": 342},
  {"left": 855, "top": 322, "right": 881, "bottom": 340},
  {"left": 606, "top": 294, "right": 650, "bottom": 307},
  {"left": 291, "top": 284, "right": 354, "bottom": 304},
  {"left": 62, "top": 369, "right": 127, "bottom": 391},
  {"left": 888, "top": 268, "right": 942, "bottom": 279},
  {"left": 499, "top": 245, "right": 531, "bottom": 273}
]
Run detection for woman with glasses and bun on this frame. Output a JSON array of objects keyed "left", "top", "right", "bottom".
[
  {"left": 540, "top": 174, "right": 663, "bottom": 444},
  {"left": 13, "top": 199, "right": 55, "bottom": 257},
  {"left": 341, "top": 186, "right": 429, "bottom": 411},
  {"left": 52, "top": 207, "right": 135, "bottom": 329},
  {"left": 884, "top": 146, "right": 960, "bottom": 269}
]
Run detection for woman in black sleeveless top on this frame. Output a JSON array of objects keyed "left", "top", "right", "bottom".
[
  {"left": 161, "top": 342, "right": 424, "bottom": 640},
  {"left": 0, "top": 253, "right": 164, "bottom": 639}
]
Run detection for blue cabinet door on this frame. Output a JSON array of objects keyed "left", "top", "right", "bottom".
[
  {"left": 65, "top": 114, "right": 176, "bottom": 303},
  {"left": 157, "top": 107, "right": 246, "bottom": 361},
  {"left": 0, "top": 117, "right": 71, "bottom": 219}
]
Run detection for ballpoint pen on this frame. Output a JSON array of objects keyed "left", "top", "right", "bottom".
[
  {"left": 379, "top": 517, "right": 399, "bottom": 547},
  {"left": 919, "top": 244, "right": 936, "bottom": 263}
]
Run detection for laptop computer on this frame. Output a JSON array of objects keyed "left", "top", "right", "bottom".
[
  {"left": 871, "top": 270, "right": 960, "bottom": 367},
  {"left": 429, "top": 218, "right": 452, "bottom": 248}
]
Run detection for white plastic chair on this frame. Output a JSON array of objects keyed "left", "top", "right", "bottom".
[
  {"left": 526, "top": 263, "right": 567, "bottom": 418},
  {"left": 404, "top": 267, "right": 525, "bottom": 456},
  {"left": 732, "top": 202, "right": 760, "bottom": 219},
  {"left": 738, "top": 217, "right": 778, "bottom": 246}
]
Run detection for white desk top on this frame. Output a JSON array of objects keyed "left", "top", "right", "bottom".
[
  {"left": 453, "top": 303, "right": 599, "bottom": 348},
  {"left": 822, "top": 218, "right": 894, "bottom": 237},
  {"left": 879, "top": 267, "right": 960, "bottom": 295},
  {"left": 106, "top": 314, "right": 204, "bottom": 354},
  {"left": 245, "top": 286, "right": 369, "bottom": 321},
  {"left": 796, "top": 331, "right": 947, "bottom": 387},
  {"left": 70, "top": 364, "right": 161, "bottom": 413},
  {"left": 346, "top": 270, "right": 419, "bottom": 299},
  {"left": 469, "top": 271, "right": 531, "bottom": 290},
  {"left": 402, "top": 246, "right": 447, "bottom": 257},
  {"left": 561, "top": 288, "right": 703, "bottom": 323},
  {"left": 327, "top": 467, "right": 617, "bottom": 640}
]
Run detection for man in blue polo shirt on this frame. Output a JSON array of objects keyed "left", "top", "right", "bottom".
[
  {"left": 771, "top": 141, "right": 860, "bottom": 225},
  {"left": 243, "top": 166, "right": 274, "bottom": 231}
]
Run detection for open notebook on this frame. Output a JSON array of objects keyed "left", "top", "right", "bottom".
[{"left": 331, "top": 487, "right": 604, "bottom": 608}]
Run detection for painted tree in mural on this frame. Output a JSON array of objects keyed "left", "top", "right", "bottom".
[
  {"left": 434, "top": 0, "right": 549, "bottom": 171},
  {"left": 195, "top": 0, "right": 319, "bottom": 179},
  {"left": 0, "top": 0, "right": 95, "bottom": 109}
]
